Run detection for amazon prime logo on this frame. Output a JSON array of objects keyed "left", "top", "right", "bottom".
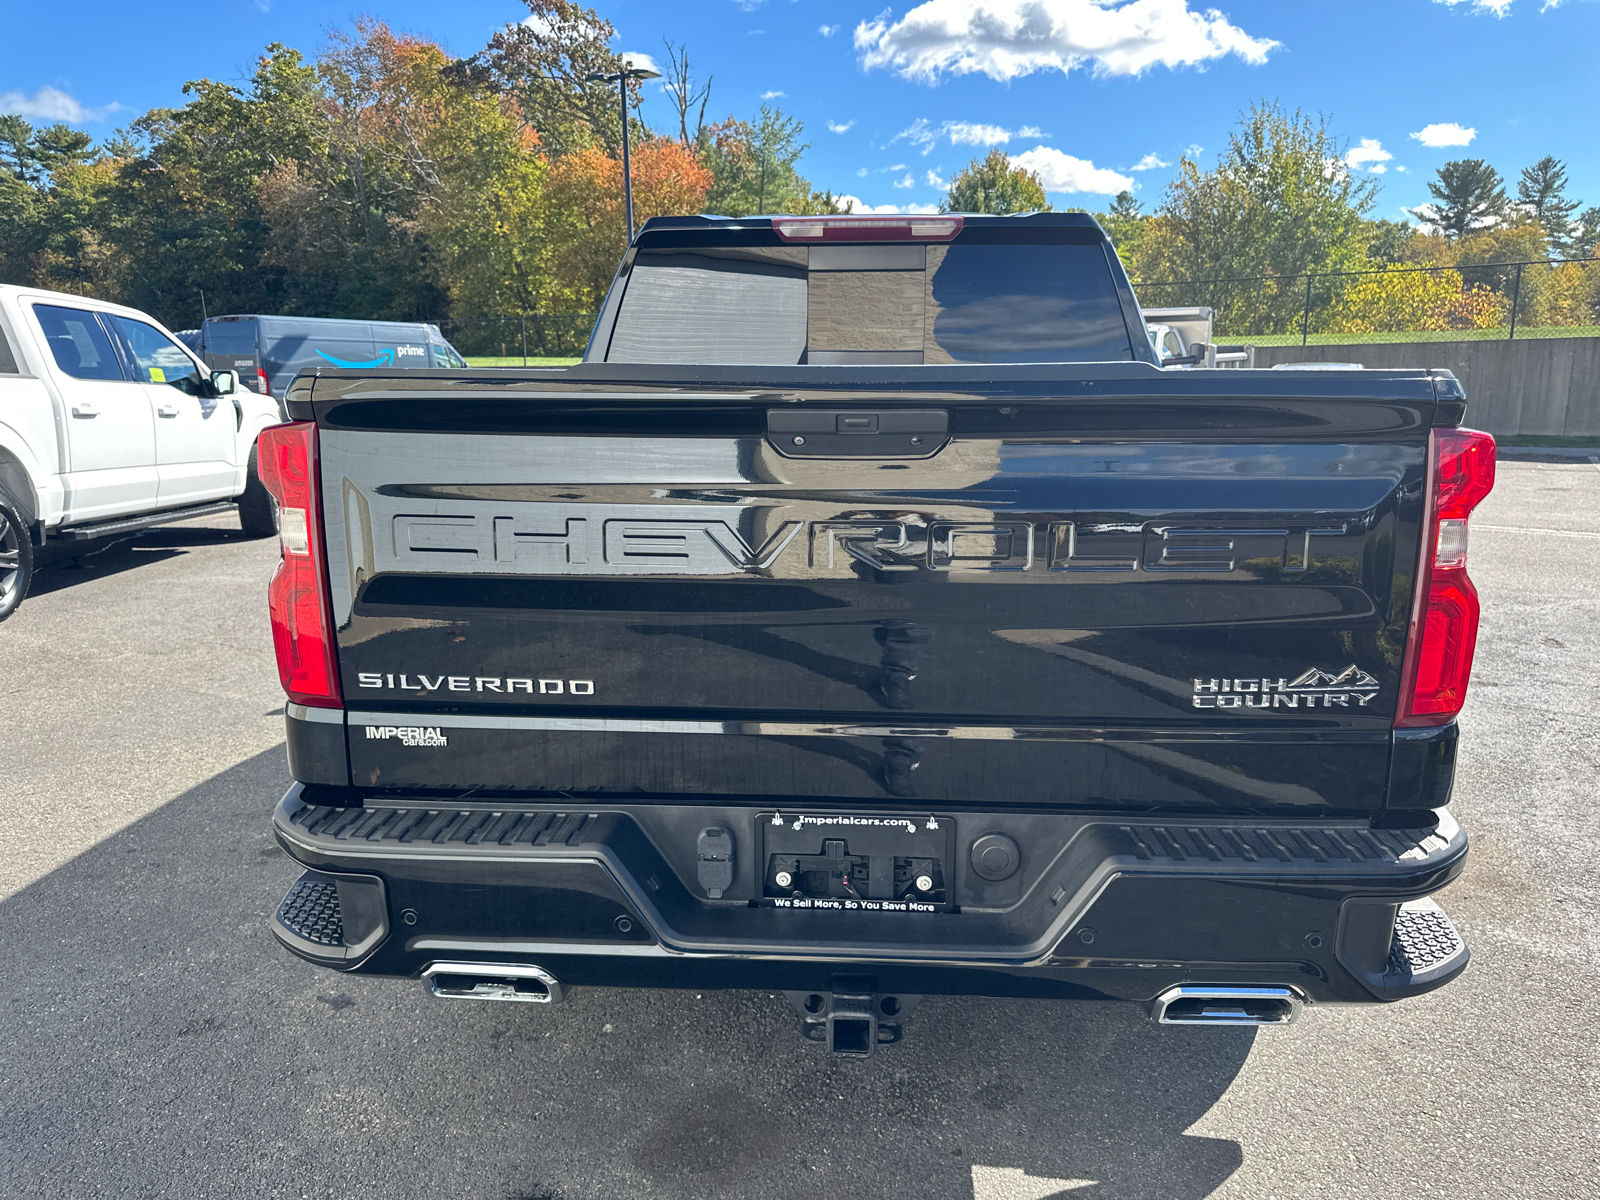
[{"left": 1193, "top": 665, "right": 1380, "bottom": 710}]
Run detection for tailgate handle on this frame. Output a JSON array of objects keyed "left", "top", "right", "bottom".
[{"left": 767, "top": 409, "right": 948, "bottom": 459}]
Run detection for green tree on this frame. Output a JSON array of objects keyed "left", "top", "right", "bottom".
[
  {"left": 1420, "top": 159, "right": 1507, "bottom": 239},
  {"left": 701, "top": 106, "right": 812, "bottom": 215},
  {"left": 940, "top": 148, "right": 1049, "bottom": 214},
  {"left": 1096, "top": 189, "right": 1145, "bottom": 261},
  {"left": 0, "top": 117, "right": 113, "bottom": 292},
  {"left": 1364, "top": 218, "right": 1418, "bottom": 264},
  {"left": 1517, "top": 156, "right": 1582, "bottom": 253},
  {"left": 467, "top": 0, "right": 641, "bottom": 159},
  {"left": 1571, "top": 207, "right": 1600, "bottom": 259},
  {"left": 1133, "top": 102, "right": 1378, "bottom": 333}
]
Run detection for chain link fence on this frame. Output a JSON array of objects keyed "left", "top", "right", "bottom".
[
  {"left": 1133, "top": 257, "right": 1600, "bottom": 346},
  {"left": 430, "top": 314, "right": 597, "bottom": 363}
]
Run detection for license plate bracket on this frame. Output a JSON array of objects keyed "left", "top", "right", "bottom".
[{"left": 756, "top": 811, "right": 956, "bottom": 913}]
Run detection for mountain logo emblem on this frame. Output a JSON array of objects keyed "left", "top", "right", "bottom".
[
  {"left": 315, "top": 348, "right": 395, "bottom": 368},
  {"left": 1284, "top": 665, "right": 1379, "bottom": 691}
]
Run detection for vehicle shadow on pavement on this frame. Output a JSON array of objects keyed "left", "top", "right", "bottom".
[
  {"left": 0, "top": 749, "right": 1250, "bottom": 1200},
  {"left": 29, "top": 525, "right": 254, "bottom": 598}
]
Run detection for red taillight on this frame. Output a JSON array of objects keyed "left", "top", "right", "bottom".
[
  {"left": 772, "top": 215, "right": 964, "bottom": 242},
  {"left": 257, "top": 422, "right": 341, "bottom": 708},
  {"left": 257, "top": 367, "right": 271, "bottom": 398},
  {"left": 1395, "top": 428, "right": 1496, "bottom": 728}
]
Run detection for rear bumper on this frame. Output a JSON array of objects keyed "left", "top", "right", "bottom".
[{"left": 270, "top": 785, "right": 1470, "bottom": 1006}]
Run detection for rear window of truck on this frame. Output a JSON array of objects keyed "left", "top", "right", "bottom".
[{"left": 604, "top": 240, "right": 1133, "bottom": 365}]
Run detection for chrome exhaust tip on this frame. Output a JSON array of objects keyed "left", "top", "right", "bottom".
[
  {"left": 422, "top": 962, "right": 565, "bottom": 1004},
  {"left": 1150, "top": 985, "right": 1303, "bottom": 1026}
]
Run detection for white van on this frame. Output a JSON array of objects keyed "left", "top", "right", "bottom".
[{"left": 0, "top": 285, "right": 284, "bottom": 622}]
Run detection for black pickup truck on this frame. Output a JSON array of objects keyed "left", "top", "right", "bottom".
[{"left": 261, "top": 213, "right": 1495, "bottom": 1055}]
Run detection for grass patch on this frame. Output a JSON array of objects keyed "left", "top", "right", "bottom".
[
  {"left": 1497, "top": 435, "right": 1600, "bottom": 448},
  {"left": 465, "top": 356, "right": 581, "bottom": 368},
  {"left": 1224, "top": 326, "right": 1600, "bottom": 346}
]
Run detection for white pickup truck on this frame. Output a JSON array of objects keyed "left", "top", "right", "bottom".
[{"left": 0, "top": 284, "right": 284, "bottom": 622}]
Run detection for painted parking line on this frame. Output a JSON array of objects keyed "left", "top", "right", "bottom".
[{"left": 1475, "top": 525, "right": 1600, "bottom": 539}]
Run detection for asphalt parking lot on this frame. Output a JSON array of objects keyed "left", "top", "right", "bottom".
[{"left": 1, "top": 457, "right": 1595, "bottom": 1200}]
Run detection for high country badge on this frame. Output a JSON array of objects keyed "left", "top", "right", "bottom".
[{"left": 1193, "top": 666, "right": 1380, "bottom": 710}]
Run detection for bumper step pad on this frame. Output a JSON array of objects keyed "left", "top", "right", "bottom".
[
  {"left": 1385, "top": 898, "right": 1468, "bottom": 989},
  {"left": 276, "top": 874, "right": 345, "bottom": 949},
  {"left": 270, "top": 868, "right": 389, "bottom": 966},
  {"left": 288, "top": 802, "right": 596, "bottom": 850}
]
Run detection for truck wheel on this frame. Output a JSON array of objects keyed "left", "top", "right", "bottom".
[
  {"left": 237, "top": 443, "right": 279, "bottom": 539},
  {"left": 0, "top": 498, "right": 35, "bottom": 624}
]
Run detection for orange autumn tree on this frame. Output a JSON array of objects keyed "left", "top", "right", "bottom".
[{"left": 545, "top": 138, "right": 712, "bottom": 310}]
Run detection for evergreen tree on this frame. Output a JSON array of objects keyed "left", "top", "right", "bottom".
[
  {"left": 1097, "top": 190, "right": 1145, "bottom": 261},
  {"left": 1517, "top": 157, "right": 1582, "bottom": 253},
  {"left": 1569, "top": 208, "right": 1600, "bottom": 260},
  {"left": 1419, "top": 159, "right": 1507, "bottom": 239},
  {"left": 940, "top": 148, "right": 1050, "bottom": 214}
]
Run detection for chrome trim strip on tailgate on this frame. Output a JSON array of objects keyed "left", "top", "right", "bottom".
[{"left": 347, "top": 710, "right": 1387, "bottom": 744}]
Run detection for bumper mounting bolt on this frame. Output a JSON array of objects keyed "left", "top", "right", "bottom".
[
  {"left": 775, "top": 871, "right": 793, "bottom": 889},
  {"left": 915, "top": 874, "right": 934, "bottom": 892}
]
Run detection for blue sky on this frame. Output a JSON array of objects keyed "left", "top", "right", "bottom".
[{"left": 4, "top": 1, "right": 1597, "bottom": 223}]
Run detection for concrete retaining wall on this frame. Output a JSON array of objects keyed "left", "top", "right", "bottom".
[{"left": 1251, "top": 336, "right": 1600, "bottom": 437}]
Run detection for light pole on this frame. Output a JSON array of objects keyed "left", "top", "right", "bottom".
[{"left": 585, "top": 65, "right": 662, "bottom": 244}]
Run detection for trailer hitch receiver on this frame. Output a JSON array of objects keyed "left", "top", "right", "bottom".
[{"left": 784, "top": 981, "right": 922, "bottom": 1057}]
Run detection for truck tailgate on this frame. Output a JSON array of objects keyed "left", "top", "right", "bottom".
[{"left": 307, "top": 367, "right": 1439, "bottom": 816}]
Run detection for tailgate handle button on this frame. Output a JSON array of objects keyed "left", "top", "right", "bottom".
[{"left": 766, "top": 409, "right": 948, "bottom": 459}]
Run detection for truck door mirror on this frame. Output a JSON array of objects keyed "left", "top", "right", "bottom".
[{"left": 210, "top": 369, "right": 238, "bottom": 396}]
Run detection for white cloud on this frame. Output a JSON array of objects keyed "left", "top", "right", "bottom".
[
  {"left": 896, "top": 118, "right": 942, "bottom": 154},
  {"left": 857, "top": 167, "right": 870, "bottom": 177},
  {"left": 828, "top": 120, "right": 856, "bottom": 133},
  {"left": 948, "top": 121, "right": 1013, "bottom": 146},
  {"left": 1436, "top": 0, "right": 1516, "bottom": 15},
  {"left": 856, "top": 0, "right": 1279, "bottom": 84},
  {"left": 833, "top": 195, "right": 943, "bottom": 214},
  {"left": 1411, "top": 122, "right": 1476, "bottom": 147},
  {"left": 520, "top": 13, "right": 552, "bottom": 35},
  {"left": 1345, "top": 138, "right": 1393, "bottom": 174},
  {"left": 619, "top": 50, "right": 661, "bottom": 74},
  {"left": 1010, "top": 146, "right": 1134, "bottom": 195},
  {"left": 894, "top": 117, "right": 1052, "bottom": 156},
  {"left": 890, "top": 163, "right": 907, "bottom": 171},
  {"left": 735, "top": 0, "right": 767, "bottom": 11},
  {"left": 0, "top": 85, "right": 119, "bottom": 123},
  {"left": 893, "top": 173, "right": 916, "bottom": 188},
  {"left": 1185, "top": 143, "right": 1204, "bottom": 158},
  {"left": 1395, "top": 165, "right": 1410, "bottom": 174},
  {"left": 820, "top": 23, "right": 841, "bottom": 37},
  {"left": 762, "top": 90, "right": 786, "bottom": 99},
  {"left": 927, "top": 168, "right": 947, "bottom": 188},
  {"left": 1130, "top": 152, "right": 1170, "bottom": 171}
]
